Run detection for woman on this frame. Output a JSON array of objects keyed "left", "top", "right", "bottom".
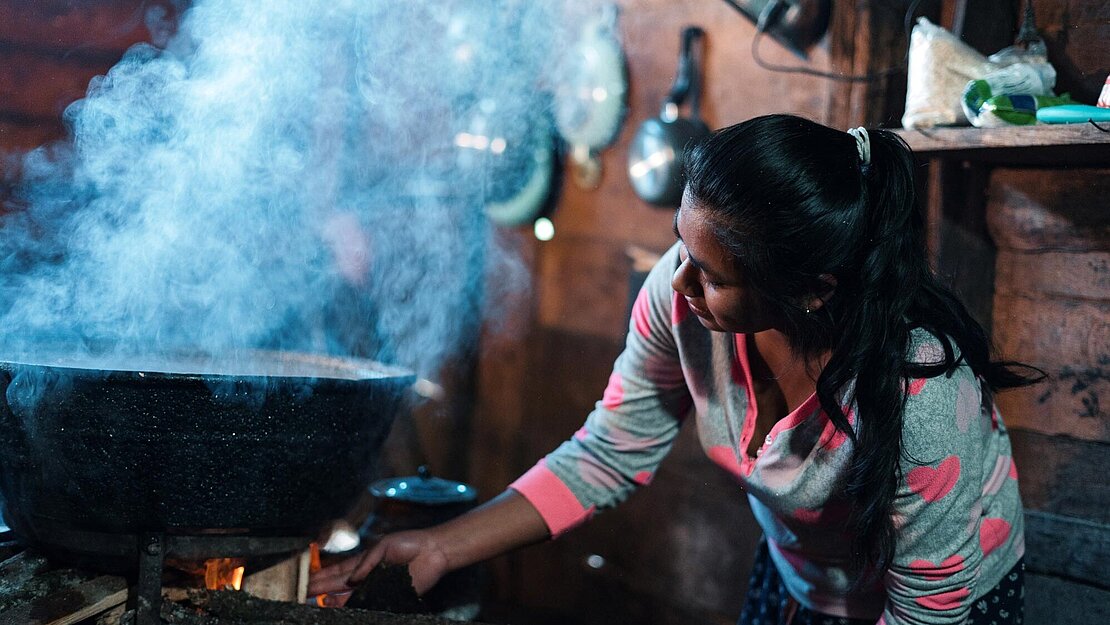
[{"left": 310, "top": 114, "right": 1038, "bottom": 625}]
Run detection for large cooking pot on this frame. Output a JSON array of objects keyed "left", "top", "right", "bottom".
[{"left": 0, "top": 350, "right": 413, "bottom": 560}]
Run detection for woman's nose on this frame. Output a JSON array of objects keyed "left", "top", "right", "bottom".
[{"left": 671, "top": 258, "right": 699, "bottom": 297}]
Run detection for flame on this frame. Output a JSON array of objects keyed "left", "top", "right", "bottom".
[
  {"left": 310, "top": 543, "right": 327, "bottom": 607},
  {"left": 204, "top": 558, "right": 246, "bottom": 591}
]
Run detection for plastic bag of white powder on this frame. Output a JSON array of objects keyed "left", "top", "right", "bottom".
[{"left": 902, "top": 18, "right": 994, "bottom": 128}]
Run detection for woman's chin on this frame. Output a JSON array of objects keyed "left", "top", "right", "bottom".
[{"left": 694, "top": 314, "right": 726, "bottom": 332}]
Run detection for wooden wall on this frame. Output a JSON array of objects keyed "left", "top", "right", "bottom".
[{"left": 988, "top": 169, "right": 1110, "bottom": 625}]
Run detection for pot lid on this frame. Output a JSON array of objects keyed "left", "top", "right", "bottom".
[{"left": 370, "top": 465, "right": 477, "bottom": 505}]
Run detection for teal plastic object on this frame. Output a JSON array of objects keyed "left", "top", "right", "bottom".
[{"left": 1036, "top": 104, "right": 1110, "bottom": 123}]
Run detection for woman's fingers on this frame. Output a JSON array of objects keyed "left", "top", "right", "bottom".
[
  {"left": 319, "top": 590, "right": 353, "bottom": 608},
  {"left": 307, "top": 556, "right": 363, "bottom": 595},
  {"left": 346, "top": 540, "right": 390, "bottom": 585},
  {"left": 309, "top": 531, "right": 439, "bottom": 600}
]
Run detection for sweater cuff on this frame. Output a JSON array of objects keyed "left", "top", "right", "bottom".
[{"left": 509, "top": 459, "right": 595, "bottom": 539}]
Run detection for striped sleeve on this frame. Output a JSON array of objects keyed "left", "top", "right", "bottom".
[{"left": 510, "top": 243, "right": 692, "bottom": 537}]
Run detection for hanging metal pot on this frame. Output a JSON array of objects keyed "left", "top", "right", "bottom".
[{"left": 627, "top": 26, "right": 710, "bottom": 208}]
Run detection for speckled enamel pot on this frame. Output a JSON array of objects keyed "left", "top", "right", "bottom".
[{"left": 0, "top": 352, "right": 413, "bottom": 553}]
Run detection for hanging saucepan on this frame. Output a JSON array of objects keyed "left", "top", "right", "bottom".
[{"left": 627, "top": 26, "right": 710, "bottom": 208}]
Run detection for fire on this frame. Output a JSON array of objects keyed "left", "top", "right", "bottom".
[
  {"left": 204, "top": 558, "right": 246, "bottom": 591},
  {"left": 310, "top": 542, "right": 327, "bottom": 607}
]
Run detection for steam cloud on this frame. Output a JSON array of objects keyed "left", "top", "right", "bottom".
[{"left": 0, "top": 0, "right": 606, "bottom": 379}]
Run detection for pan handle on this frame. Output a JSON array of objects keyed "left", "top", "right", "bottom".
[{"left": 663, "top": 26, "right": 706, "bottom": 110}]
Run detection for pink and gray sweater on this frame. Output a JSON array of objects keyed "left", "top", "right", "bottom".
[{"left": 510, "top": 243, "right": 1025, "bottom": 625}]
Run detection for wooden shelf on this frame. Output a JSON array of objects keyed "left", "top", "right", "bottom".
[{"left": 893, "top": 124, "right": 1110, "bottom": 164}]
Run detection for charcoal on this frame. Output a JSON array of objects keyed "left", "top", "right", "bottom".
[{"left": 345, "top": 564, "right": 426, "bottom": 614}]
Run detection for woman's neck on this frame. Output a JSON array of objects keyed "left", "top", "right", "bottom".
[{"left": 748, "top": 330, "right": 828, "bottom": 385}]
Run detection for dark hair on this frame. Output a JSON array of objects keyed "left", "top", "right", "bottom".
[{"left": 683, "top": 114, "right": 1042, "bottom": 581}]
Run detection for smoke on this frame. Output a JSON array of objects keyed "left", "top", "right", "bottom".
[{"left": 0, "top": 0, "right": 605, "bottom": 379}]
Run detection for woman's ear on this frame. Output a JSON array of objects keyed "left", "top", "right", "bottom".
[{"left": 806, "top": 274, "right": 838, "bottom": 313}]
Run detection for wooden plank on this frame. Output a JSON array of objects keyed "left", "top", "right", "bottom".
[
  {"left": 933, "top": 161, "right": 994, "bottom": 334},
  {"left": 0, "top": 1, "right": 178, "bottom": 56},
  {"left": 985, "top": 168, "right": 1110, "bottom": 253},
  {"left": 0, "top": 50, "right": 113, "bottom": 121},
  {"left": 536, "top": 235, "right": 637, "bottom": 341},
  {"left": 993, "top": 295, "right": 1109, "bottom": 442},
  {"left": 0, "top": 575, "right": 127, "bottom": 625},
  {"left": 995, "top": 250, "right": 1110, "bottom": 302},
  {"left": 1024, "top": 510, "right": 1110, "bottom": 590},
  {"left": 0, "top": 119, "right": 66, "bottom": 153},
  {"left": 241, "top": 553, "right": 300, "bottom": 603},
  {"left": 1026, "top": 572, "right": 1110, "bottom": 625},
  {"left": 824, "top": 0, "right": 910, "bottom": 128},
  {"left": 950, "top": 0, "right": 1017, "bottom": 56},
  {"left": 992, "top": 295, "right": 1109, "bottom": 369},
  {"left": 895, "top": 125, "right": 1110, "bottom": 157},
  {"left": 1033, "top": 0, "right": 1110, "bottom": 103},
  {"left": 1010, "top": 429, "right": 1110, "bottom": 523}
]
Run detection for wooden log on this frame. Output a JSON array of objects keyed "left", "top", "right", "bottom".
[
  {"left": 994, "top": 250, "right": 1110, "bottom": 302},
  {"left": 986, "top": 168, "right": 1110, "bottom": 253},
  {"left": 933, "top": 161, "right": 995, "bottom": 333},
  {"left": 1010, "top": 429, "right": 1110, "bottom": 523},
  {"left": 992, "top": 293, "right": 1108, "bottom": 441},
  {"left": 993, "top": 294, "right": 1109, "bottom": 368},
  {"left": 240, "top": 551, "right": 305, "bottom": 603},
  {"left": 824, "top": 0, "right": 909, "bottom": 128}
]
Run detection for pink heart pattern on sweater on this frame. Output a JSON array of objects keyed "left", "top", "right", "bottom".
[
  {"left": 632, "top": 289, "right": 651, "bottom": 338},
  {"left": 907, "top": 455, "right": 961, "bottom": 503},
  {"left": 601, "top": 371, "right": 623, "bottom": 409},
  {"left": 915, "top": 587, "right": 970, "bottom": 611},
  {"left": 908, "top": 554, "right": 965, "bottom": 581},
  {"left": 980, "top": 518, "right": 1011, "bottom": 556}
]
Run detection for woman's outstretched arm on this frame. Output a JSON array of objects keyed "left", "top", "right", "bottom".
[{"left": 308, "top": 489, "right": 548, "bottom": 600}]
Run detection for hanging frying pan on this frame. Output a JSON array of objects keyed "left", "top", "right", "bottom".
[{"left": 627, "top": 26, "right": 710, "bottom": 208}]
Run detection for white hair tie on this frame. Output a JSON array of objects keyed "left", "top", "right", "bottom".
[{"left": 847, "top": 127, "right": 871, "bottom": 167}]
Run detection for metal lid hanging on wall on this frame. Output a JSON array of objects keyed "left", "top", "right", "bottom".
[{"left": 555, "top": 4, "right": 628, "bottom": 190}]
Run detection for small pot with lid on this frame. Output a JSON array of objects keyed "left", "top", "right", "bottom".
[
  {"left": 362, "top": 466, "right": 481, "bottom": 620},
  {"left": 365, "top": 465, "right": 478, "bottom": 535}
]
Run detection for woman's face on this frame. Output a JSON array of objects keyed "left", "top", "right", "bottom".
[{"left": 671, "top": 196, "right": 779, "bottom": 334}]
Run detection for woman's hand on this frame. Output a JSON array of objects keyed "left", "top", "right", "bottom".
[
  {"left": 308, "top": 529, "right": 450, "bottom": 605},
  {"left": 308, "top": 491, "right": 549, "bottom": 607}
]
